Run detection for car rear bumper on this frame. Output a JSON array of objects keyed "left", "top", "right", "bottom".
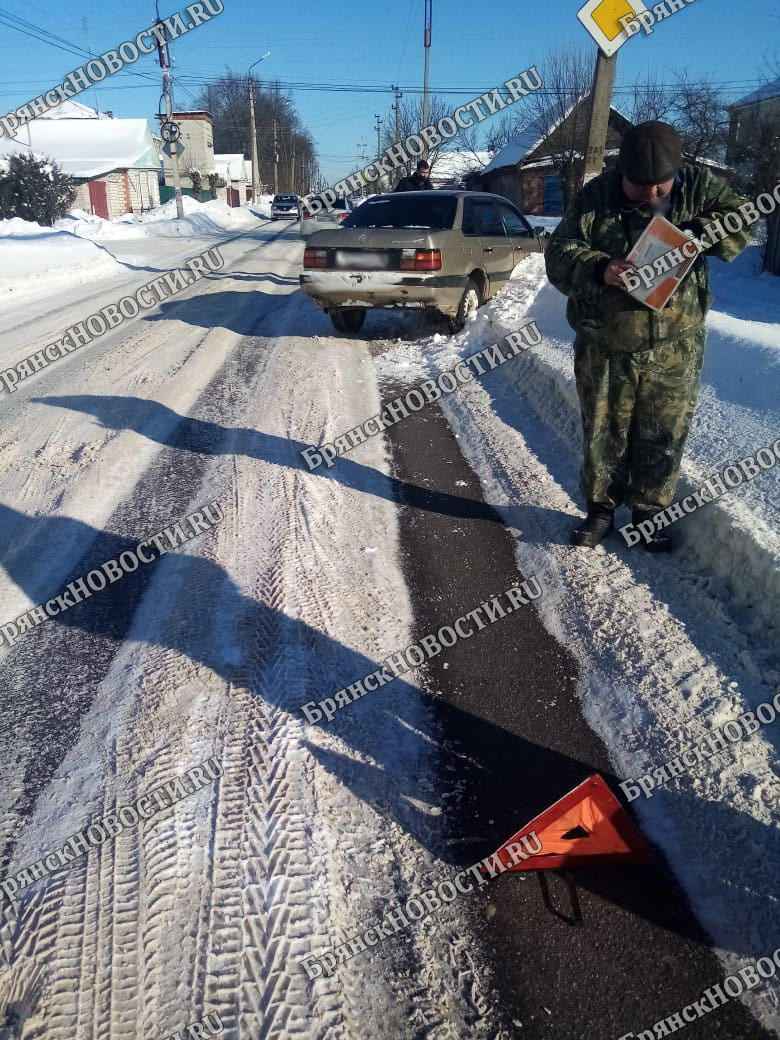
[
  {"left": 299, "top": 270, "right": 468, "bottom": 317},
  {"left": 300, "top": 220, "right": 340, "bottom": 238}
]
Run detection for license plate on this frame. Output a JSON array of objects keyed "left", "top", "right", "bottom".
[{"left": 334, "top": 250, "right": 389, "bottom": 270}]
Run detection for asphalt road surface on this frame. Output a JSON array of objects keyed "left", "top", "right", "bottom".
[{"left": 0, "top": 216, "right": 771, "bottom": 1040}]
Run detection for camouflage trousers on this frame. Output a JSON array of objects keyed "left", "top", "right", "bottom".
[{"left": 573, "top": 328, "right": 706, "bottom": 512}]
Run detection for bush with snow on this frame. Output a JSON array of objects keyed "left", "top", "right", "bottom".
[{"left": 0, "top": 153, "right": 75, "bottom": 226}]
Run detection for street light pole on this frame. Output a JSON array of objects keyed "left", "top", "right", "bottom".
[{"left": 248, "top": 52, "right": 270, "bottom": 205}]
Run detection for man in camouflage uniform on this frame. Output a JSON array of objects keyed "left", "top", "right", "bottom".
[{"left": 545, "top": 121, "right": 752, "bottom": 550}]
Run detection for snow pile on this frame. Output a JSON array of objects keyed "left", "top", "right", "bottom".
[
  {"left": 380, "top": 242, "right": 780, "bottom": 645},
  {"left": 249, "top": 193, "right": 275, "bottom": 219},
  {"left": 483, "top": 245, "right": 780, "bottom": 644},
  {"left": 0, "top": 216, "right": 123, "bottom": 303},
  {"left": 0, "top": 197, "right": 268, "bottom": 304},
  {"left": 527, "top": 215, "right": 561, "bottom": 233},
  {"left": 61, "top": 196, "right": 264, "bottom": 242}
]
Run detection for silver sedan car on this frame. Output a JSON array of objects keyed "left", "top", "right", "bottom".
[
  {"left": 299, "top": 190, "right": 546, "bottom": 333},
  {"left": 300, "top": 194, "right": 357, "bottom": 239},
  {"left": 270, "top": 194, "right": 300, "bottom": 219}
]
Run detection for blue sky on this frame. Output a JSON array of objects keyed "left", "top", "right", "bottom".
[{"left": 0, "top": 0, "right": 777, "bottom": 183}]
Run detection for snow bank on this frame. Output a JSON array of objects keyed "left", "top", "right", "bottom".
[
  {"left": 60, "top": 196, "right": 264, "bottom": 242},
  {"left": 0, "top": 217, "right": 123, "bottom": 303},
  {"left": 528, "top": 215, "right": 561, "bottom": 233},
  {"left": 0, "top": 197, "right": 267, "bottom": 304},
  {"left": 480, "top": 247, "right": 780, "bottom": 645}
]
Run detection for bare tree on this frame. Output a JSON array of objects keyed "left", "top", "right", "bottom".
[
  {"left": 379, "top": 94, "right": 450, "bottom": 189},
  {"left": 194, "top": 73, "right": 316, "bottom": 193},
  {"left": 672, "top": 72, "right": 728, "bottom": 162},
  {"left": 728, "top": 101, "right": 780, "bottom": 197},
  {"left": 443, "top": 124, "right": 491, "bottom": 183},
  {"left": 484, "top": 110, "right": 524, "bottom": 154},
  {"left": 628, "top": 73, "right": 674, "bottom": 124},
  {"left": 525, "top": 46, "right": 594, "bottom": 207}
]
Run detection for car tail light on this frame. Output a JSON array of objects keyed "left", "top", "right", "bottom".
[
  {"left": 303, "top": 247, "right": 329, "bottom": 269},
  {"left": 399, "top": 248, "right": 442, "bottom": 271},
  {"left": 302, "top": 210, "right": 314, "bottom": 219},
  {"left": 337, "top": 211, "right": 350, "bottom": 220}
]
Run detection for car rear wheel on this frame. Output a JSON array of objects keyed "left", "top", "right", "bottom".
[
  {"left": 330, "top": 308, "right": 366, "bottom": 334},
  {"left": 451, "top": 278, "right": 482, "bottom": 332}
]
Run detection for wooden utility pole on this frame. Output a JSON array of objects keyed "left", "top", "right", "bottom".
[
  {"left": 582, "top": 51, "right": 617, "bottom": 185},
  {"left": 422, "top": 0, "right": 432, "bottom": 132}
]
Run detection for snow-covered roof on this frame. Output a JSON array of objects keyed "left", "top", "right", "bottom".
[
  {"left": 213, "top": 153, "right": 247, "bottom": 182},
  {"left": 37, "top": 100, "right": 111, "bottom": 120},
  {"left": 728, "top": 76, "right": 780, "bottom": 110},
  {"left": 482, "top": 99, "right": 580, "bottom": 174},
  {"left": 430, "top": 150, "right": 491, "bottom": 182},
  {"left": 684, "top": 154, "right": 729, "bottom": 170},
  {"left": 483, "top": 99, "right": 633, "bottom": 175},
  {"left": 0, "top": 115, "right": 159, "bottom": 177}
]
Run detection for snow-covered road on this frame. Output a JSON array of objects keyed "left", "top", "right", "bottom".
[
  {"left": 0, "top": 204, "right": 777, "bottom": 1040},
  {"left": 0, "top": 216, "right": 517, "bottom": 1039}
]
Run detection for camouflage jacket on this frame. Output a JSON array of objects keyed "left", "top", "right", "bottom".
[{"left": 544, "top": 164, "right": 753, "bottom": 351}]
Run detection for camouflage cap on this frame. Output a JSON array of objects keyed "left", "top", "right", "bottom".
[{"left": 620, "top": 121, "right": 682, "bottom": 184}]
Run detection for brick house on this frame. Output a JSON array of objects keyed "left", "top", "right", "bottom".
[
  {"left": 161, "top": 111, "right": 216, "bottom": 193},
  {"left": 0, "top": 100, "right": 160, "bottom": 219}
]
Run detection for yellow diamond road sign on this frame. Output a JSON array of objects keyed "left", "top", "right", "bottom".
[{"left": 578, "top": 0, "right": 649, "bottom": 56}]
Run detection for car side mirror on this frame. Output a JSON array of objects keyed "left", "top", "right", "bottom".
[{"left": 534, "top": 226, "right": 549, "bottom": 237}]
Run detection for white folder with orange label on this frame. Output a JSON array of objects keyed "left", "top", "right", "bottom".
[{"left": 624, "top": 214, "right": 697, "bottom": 312}]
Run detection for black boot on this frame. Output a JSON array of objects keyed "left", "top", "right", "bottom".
[
  {"left": 570, "top": 502, "right": 614, "bottom": 548},
  {"left": 632, "top": 510, "right": 673, "bottom": 553}
]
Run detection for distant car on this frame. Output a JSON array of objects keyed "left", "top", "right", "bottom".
[
  {"left": 271, "top": 194, "right": 300, "bottom": 219},
  {"left": 299, "top": 190, "right": 547, "bottom": 333},
  {"left": 300, "top": 195, "right": 357, "bottom": 239}
]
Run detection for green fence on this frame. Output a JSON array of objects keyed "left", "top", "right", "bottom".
[{"left": 159, "top": 186, "right": 216, "bottom": 205}]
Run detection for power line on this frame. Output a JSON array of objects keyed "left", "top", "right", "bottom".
[{"left": 171, "top": 72, "right": 766, "bottom": 98}]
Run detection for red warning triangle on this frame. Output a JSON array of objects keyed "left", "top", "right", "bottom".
[{"left": 486, "top": 774, "right": 652, "bottom": 872}]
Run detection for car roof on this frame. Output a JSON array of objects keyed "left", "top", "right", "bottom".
[{"left": 365, "top": 190, "right": 517, "bottom": 205}]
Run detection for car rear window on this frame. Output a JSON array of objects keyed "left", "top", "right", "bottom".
[
  {"left": 304, "top": 197, "right": 349, "bottom": 212},
  {"left": 343, "top": 195, "right": 456, "bottom": 230}
]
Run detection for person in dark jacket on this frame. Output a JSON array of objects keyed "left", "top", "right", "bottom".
[
  {"left": 395, "top": 160, "right": 433, "bottom": 192},
  {"left": 545, "top": 121, "right": 752, "bottom": 551}
]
